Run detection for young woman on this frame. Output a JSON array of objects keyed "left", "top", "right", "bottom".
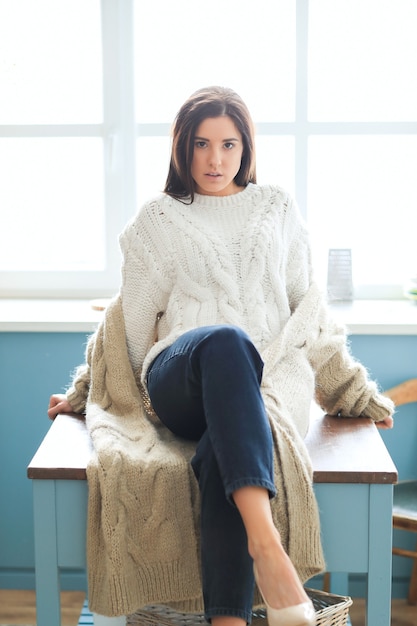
[{"left": 49, "top": 86, "right": 394, "bottom": 626}]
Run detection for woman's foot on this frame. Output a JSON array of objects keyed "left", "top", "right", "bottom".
[
  {"left": 252, "top": 540, "right": 316, "bottom": 625},
  {"left": 251, "top": 531, "right": 309, "bottom": 610},
  {"left": 232, "top": 486, "right": 315, "bottom": 624}
]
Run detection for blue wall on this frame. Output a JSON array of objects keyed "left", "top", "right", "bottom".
[
  {"left": 0, "top": 331, "right": 416, "bottom": 596},
  {"left": 0, "top": 332, "right": 89, "bottom": 590}
]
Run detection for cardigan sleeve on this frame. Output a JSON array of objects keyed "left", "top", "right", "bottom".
[
  {"left": 65, "top": 331, "right": 95, "bottom": 414},
  {"left": 307, "top": 309, "right": 395, "bottom": 422},
  {"left": 314, "top": 343, "right": 395, "bottom": 421}
]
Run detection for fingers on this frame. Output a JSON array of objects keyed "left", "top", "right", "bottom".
[
  {"left": 47, "top": 394, "right": 73, "bottom": 420},
  {"left": 375, "top": 416, "right": 394, "bottom": 430},
  {"left": 47, "top": 401, "right": 63, "bottom": 420}
]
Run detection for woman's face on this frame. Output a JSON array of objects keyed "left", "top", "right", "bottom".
[{"left": 190, "top": 115, "right": 244, "bottom": 196}]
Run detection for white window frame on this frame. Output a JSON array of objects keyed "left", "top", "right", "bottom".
[
  {"left": 2, "top": 0, "right": 416, "bottom": 299},
  {"left": 135, "top": 0, "right": 417, "bottom": 300},
  {"left": 0, "top": 0, "right": 137, "bottom": 298}
]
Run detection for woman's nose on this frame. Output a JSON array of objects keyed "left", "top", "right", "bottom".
[{"left": 208, "top": 148, "right": 221, "bottom": 166}]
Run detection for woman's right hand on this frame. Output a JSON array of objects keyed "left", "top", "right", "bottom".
[{"left": 48, "top": 394, "right": 74, "bottom": 420}]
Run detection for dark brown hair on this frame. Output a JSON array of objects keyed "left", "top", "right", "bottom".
[{"left": 164, "top": 86, "right": 257, "bottom": 202}]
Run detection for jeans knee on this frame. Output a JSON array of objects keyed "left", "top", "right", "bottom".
[
  {"left": 216, "top": 324, "right": 249, "bottom": 342},
  {"left": 196, "top": 325, "right": 264, "bottom": 384},
  {"left": 199, "top": 325, "right": 264, "bottom": 375},
  {"left": 203, "top": 324, "right": 249, "bottom": 352}
]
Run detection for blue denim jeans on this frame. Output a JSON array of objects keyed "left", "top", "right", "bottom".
[{"left": 146, "top": 325, "right": 276, "bottom": 624}]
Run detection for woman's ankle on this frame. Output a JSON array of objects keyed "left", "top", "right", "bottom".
[{"left": 247, "top": 526, "right": 282, "bottom": 561}]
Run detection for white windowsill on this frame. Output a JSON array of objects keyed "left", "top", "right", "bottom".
[
  {"left": 1, "top": 298, "right": 417, "bottom": 334},
  {"left": 0, "top": 299, "right": 105, "bottom": 333},
  {"left": 327, "top": 299, "right": 417, "bottom": 335}
]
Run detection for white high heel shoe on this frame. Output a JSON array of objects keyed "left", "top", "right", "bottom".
[{"left": 254, "top": 566, "right": 316, "bottom": 626}]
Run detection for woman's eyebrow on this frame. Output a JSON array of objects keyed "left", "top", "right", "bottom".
[{"left": 194, "top": 136, "right": 240, "bottom": 142}]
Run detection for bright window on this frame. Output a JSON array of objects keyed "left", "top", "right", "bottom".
[
  {"left": 134, "top": 0, "right": 296, "bottom": 207},
  {"left": 1, "top": 0, "right": 416, "bottom": 298},
  {"left": 0, "top": 0, "right": 102, "bottom": 124},
  {"left": 307, "top": 0, "right": 417, "bottom": 296},
  {"left": 308, "top": 0, "right": 417, "bottom": 122},
  {"left": 0, "top": 138, "right": 105, "bottom": 271},
  {"left": 134, "top": 0, "right": 295, "bottom": 124}
]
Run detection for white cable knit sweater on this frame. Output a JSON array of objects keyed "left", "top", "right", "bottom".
[
  {"left": 67, "top": 184, "right": 394, "bottom": 616},
  {"left": 120, "top": 184, "right": 312, "bottom": 404}
]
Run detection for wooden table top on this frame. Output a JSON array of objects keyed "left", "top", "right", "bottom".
[{"left": 28, "top": 407, "right": 398, "bottom": 484}]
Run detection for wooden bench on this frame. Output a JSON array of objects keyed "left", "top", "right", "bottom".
[{"left": 27, "top": 408, "right": 398, "bottom": 626}]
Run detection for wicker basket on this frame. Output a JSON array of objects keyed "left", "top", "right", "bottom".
[
  {"left": 127, "top": 587, "right": 352, "bottom": 626},
  {"left": 306, "top": 588, "right": 352, "bottom": 626}
]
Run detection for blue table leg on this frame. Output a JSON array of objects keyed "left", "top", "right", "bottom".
[
  {"left": 33, "top": 479, "right": 62, "bottom": 626},
  {"left": 366, "top": 483, "right": 394, "bottom": 626}
]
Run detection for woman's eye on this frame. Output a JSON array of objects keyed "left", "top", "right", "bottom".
[
  {"left": 224, "top": 142, "right": 234, "bottom": 150},
  {"left": 195, "top": 141, "right": 206, "bottom": 148}
]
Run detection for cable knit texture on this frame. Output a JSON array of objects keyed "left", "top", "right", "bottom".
[{"left": 66, "top": 184, "right": 394, "bottom": 617}]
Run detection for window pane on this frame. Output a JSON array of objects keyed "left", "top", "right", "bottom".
[
  {"left": 256, "top": 136, "right": 295, "bottom": 197},
  {"left": 309, "top": 0, "right": 417, "bottom": 122},
  {"left": 0, "top": 0, "right": 102, "bottom": 124},
  {"left": 136, "top": 136, "right": 171, "bottom": 208},
  {"left": 134, "top": 0, "right": 295, "bottom": 123},
  {"left": 307, "top": 136, "right": 417, "bottom": 288},
  {"left": 0, "top": 138, "right": 105, "bottom": 270}
]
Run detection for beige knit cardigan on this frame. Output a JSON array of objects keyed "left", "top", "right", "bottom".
[{"left": 67, "top": 282, "right": 394, "bottom": 617}]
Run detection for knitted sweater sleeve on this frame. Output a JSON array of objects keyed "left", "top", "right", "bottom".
[
  {"left": 276, "top": 193, "right": 393, "bottom": 422},
  {"left": 308, "top": 308, "right": 395, "bottom": 422},
  {"left": 281, "top": 193, "right": 313, "bottom": 312},
  {"left": 119, "top": 201, "right": 174, "bottom": 375},
  {"left": 65, "top": 199, "right": 173, "bottom": 412}
]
